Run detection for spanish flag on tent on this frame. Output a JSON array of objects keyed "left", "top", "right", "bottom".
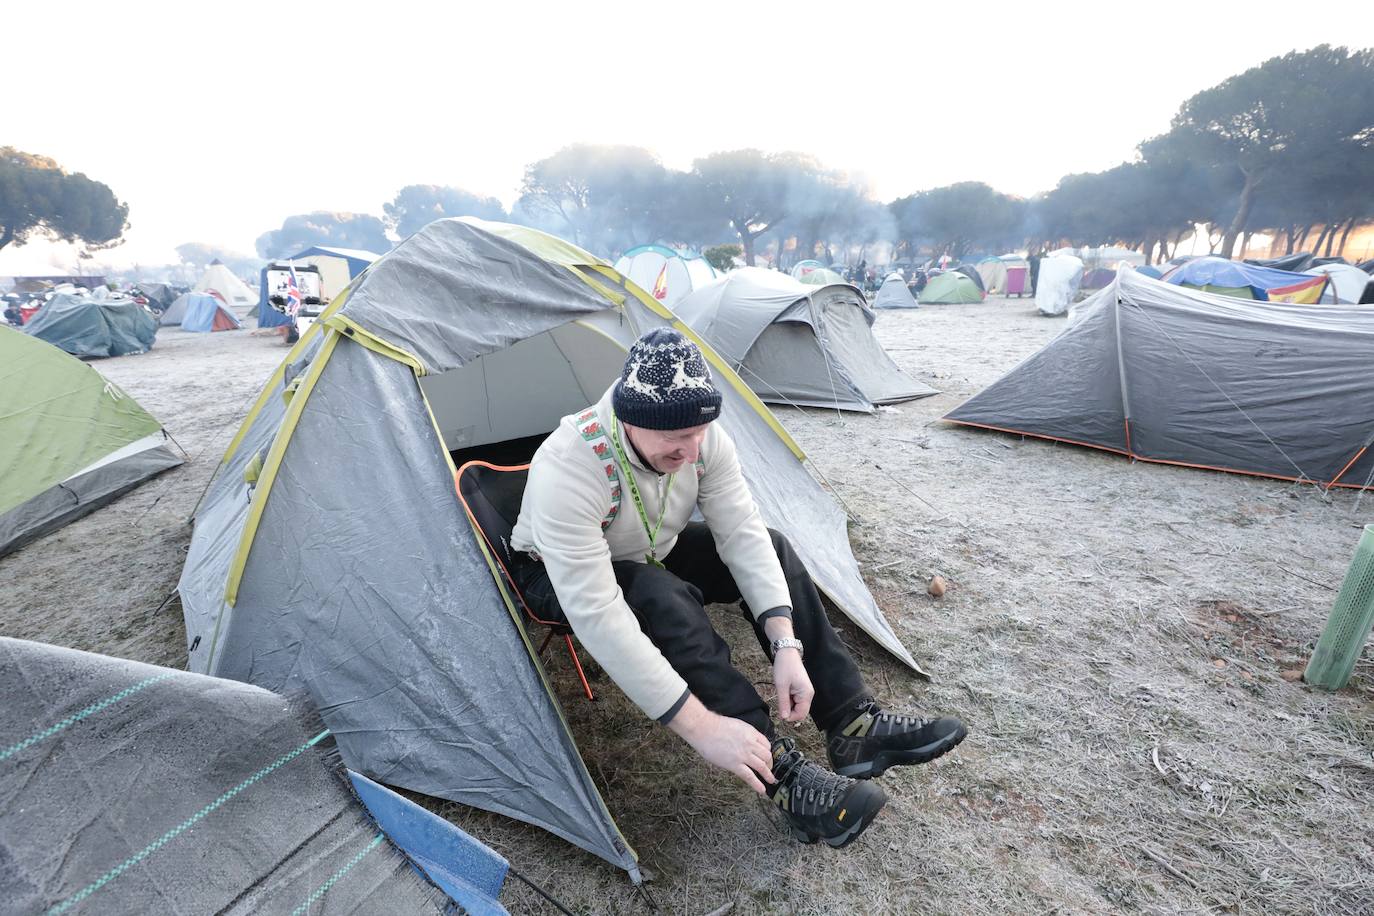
[{"left": 651, "top": 263, "right": 669, "bottom": 300}]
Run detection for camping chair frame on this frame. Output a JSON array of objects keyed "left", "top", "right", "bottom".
[{"left": 455, "top": 460, "right": 596, "bottom": 702}]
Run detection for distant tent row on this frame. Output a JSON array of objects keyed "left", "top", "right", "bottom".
[
  {"left": 613, "top": 245, "right": 718, "bottom": 309},
  {"left": 1, "top": 326, "right": 181, "bottom": 555},
  {"left": 946, "top": 268, "right": 1374, "bottom": 488},
  {"left": 23, "top": 292, "right": 158, "bottom": 358},
  {"left": 159, "top": 291, "right": 242, "bottom": 331},
  {"left": 179, "top": 218, "right": 925, "bottom": 882},
  {"left": 675, "top": 267, "right": 936, "bottom": 410}
]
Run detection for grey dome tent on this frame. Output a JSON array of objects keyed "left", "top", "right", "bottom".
[
  {"left": 0, "top": 637, "right": 508, "bottom": 914},
  {"left": 674, "top": 267, "right": 936, "bottom": 411},
  {"left": 24, "top": 292, "right": 157, "bottom": 358},
  {"left": 945, "top": 268, "right": 1374, "bottom": 488},
  {"left": 872, "top": 272, "right": 920, "bottom": 309},
  {"left": 179, "top": 218, "right": 925, "bottom": 882}
]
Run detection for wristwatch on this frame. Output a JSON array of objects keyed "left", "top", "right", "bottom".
[{"left": 770, "top": 637, "right": 804, "bottom": 659}]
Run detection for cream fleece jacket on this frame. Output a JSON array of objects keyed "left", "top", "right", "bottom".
[{"left": 511, "top": 385, "right": 790, "bottom": 720}]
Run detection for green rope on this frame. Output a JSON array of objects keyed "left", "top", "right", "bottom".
[
  {"left": 290, "top": 833, "right": 385, "bottom": 916},
  {"left": 45, "top": 730, "right": 330, "bottom": 915},
  {"left": 1, "top": 673, "right": 174, "bottom": 763}
]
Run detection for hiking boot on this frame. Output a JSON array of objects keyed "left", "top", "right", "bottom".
[
  {"left": 767, "top": 737, "right": 886, "bottom": 848},
  {"left": 827, "top": 699, "right": 967, "bottom": 778}
]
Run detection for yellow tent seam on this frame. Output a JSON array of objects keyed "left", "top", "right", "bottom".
[
  {"left": 223, "top": 330, "right": 342, "bottom": 607},
  {"left": 322, "top": 315, "right": 427, "bottom": 376},
  {"left": 218, "top": 285, "right": 357, "bottom": 470}
]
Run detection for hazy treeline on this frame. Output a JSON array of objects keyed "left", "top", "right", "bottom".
[
  {"left": 248, "top": 44, "right": 1369, "bottom": 270},
  {"left": 5, "top": 46, "right": 1370, "bottom": 281}
]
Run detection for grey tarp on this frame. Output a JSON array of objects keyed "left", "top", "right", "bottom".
[
  {"left": 0, "top": 637, "right": 453, "bottom": 915},
  {"left": 675, "top": 267, "right": 936, "bottom": 411},
  {"left": 946, "top": 268, "right": 1374, "bottom": 488},
  {"left": 24, "top": 293, "right": 158, "bottom": 358},
  {"left": 180, "top": 218, "right": 924, "bottom": 880},
  {"left": 872, "top": 274, "right": 920, "bottom": 309}
]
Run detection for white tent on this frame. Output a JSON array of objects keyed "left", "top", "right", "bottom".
[
  {"left": 675, "top": 268, "right": 936, "bottom": 411},
  {"left": 1305, "top": 264, "right": 1372, "bottom": 305},
  {"left": 612, "top": 245, "right": 717, "bottom": 309},
  {"left": 194, "top": 261, "right": 257, "bottom": 315},
  {"left": 872, "top": 272, "right": 919, "bottom": 309},
  {"left": 1036, "top": 255, "right": 1085, "bottom": 316}
]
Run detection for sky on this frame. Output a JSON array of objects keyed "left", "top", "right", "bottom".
[{"left": 4, "top": 0, "right": 1371, "bottom": 273}]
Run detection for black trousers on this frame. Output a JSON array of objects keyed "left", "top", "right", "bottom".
[{"left": 510, "top": 523, "right": 867, "bottom": 738}]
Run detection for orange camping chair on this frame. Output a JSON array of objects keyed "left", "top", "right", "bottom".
[{"left": 455, "top": 460, "right": 596, "bottom": 701}]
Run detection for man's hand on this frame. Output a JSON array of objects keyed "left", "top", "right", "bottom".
[
  {"left": 762, "top": 616, "right": 813, "bottom": 723},
  {"left": 772, "top": 648, "right": 813, "bottom": 723},
  {"left": 666, "top": 695, "right": 775, "bottom": 794}
]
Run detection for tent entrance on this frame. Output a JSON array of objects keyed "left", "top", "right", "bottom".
[{"left": 420, "top": 320, "right": 627, "bottom": 464}]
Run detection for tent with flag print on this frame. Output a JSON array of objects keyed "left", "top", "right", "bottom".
[
  {"left": 612, "top": 245, "right": 717, "bottom": 310},
  {"left": 945, "top": 268, "right": 1374, "bottom": 489},
  {"left": 1163, "top": 256, "right": 1329, "bottom": 303},
  {"left": 178, "top": 218, "right": 925, "bottom": 882}
]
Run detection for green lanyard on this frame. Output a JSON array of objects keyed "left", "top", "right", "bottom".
[{"left": 611, "top": 414, "right": 675, "bottom": 567}]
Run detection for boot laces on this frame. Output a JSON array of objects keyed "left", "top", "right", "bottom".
[
  {"left": 859, "top": 700, "right": 928, "bottom": 731},
  {"left": 776, "top": 750, "right": 851, "bottom": 811}
]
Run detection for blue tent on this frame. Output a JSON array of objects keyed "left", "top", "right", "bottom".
[
  {"left": 178, "top": 292, "right": 242, "bottom": 332},
  {"left": 257, "top": 246, "right": 378, "bottom": 327},
  {"left": 1163, "top": 256, "right": 1328, "bottom": 302}
]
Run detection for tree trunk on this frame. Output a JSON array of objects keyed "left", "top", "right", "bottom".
[
  {"left": 1220, "top": 172, "right": 1258, "bottom": 259},
  {"left": 1313, "top": 223, "right": 1332, "bottom": 257},
  {"left": 1283, "top": 225, "right": 1296, "bottom": 255},
  {"left": 1239, "top": 231, "right": 1254, "bottom": 260},
  {"left": 1324, "top": 221, "right": 1342, "bottom": 257},
  {"left": 1296, "top": 224, "right": 1314, "bottom": 250},
  {"left": 1338, "top": 217, "right": 1358, "bottom": 256},
  {"left": 740, "top": 232, "right": 756, "bottom": 267}
]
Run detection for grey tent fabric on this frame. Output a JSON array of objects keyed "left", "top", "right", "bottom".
[
  {"left": 181, "top": 218, "right": 925, "bottom": 880},
  {"left": 24, "top": 293, "right": 157, "bottom": 358},
  {"left": 946, "top": 268, "right": 1374, "bottom": 488},
  {"left": 675, "top": 267, "right": 936, "bottom": 411},
  {"left": 0, "top": 637, "right": 453, "bottom": 915},
  {"left": 872, "top": 274, "right": 919, "bottom": 309}
]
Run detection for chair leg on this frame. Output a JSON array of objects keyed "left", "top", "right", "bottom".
[
  {"left": 563, "top": 634, "right": 595, "bottom": 702},
  {"left": 538, "top": 630, "right": 555, "bottom": 656}
]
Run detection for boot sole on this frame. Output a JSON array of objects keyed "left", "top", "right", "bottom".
[
  {"left": 834, "top": 722, "right": 968, "bottom": 779},
  {"left": 788, "top": 783, "right": 887, "bottom": 849}
]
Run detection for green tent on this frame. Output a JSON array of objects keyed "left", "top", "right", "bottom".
[
  {"left": 920, "top": 271, "right": 985, "bottom": 304},
  {"left": 0, "top": 327, "right": 182, "bottom": 556}
]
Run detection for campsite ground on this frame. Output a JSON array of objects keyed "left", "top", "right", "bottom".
[{"left": 2, "top": 304, "right": 1370, "bottom": 915}]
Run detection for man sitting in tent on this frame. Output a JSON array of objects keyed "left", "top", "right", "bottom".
[{"left": 510, "top": 329, "right": 966, "bottom": 849}]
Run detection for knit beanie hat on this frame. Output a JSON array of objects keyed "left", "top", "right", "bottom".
[{"left": 612, "top": 329, "right": 723, "bottom": 430}]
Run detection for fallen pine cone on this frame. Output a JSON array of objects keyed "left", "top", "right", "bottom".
[{"left": 928, "top": 575, "right": 947, "bottom": 598}]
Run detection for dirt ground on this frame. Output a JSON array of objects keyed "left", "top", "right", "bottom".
[{"left": 2, "top": 302, "right": 1371, "bottom": 915}]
